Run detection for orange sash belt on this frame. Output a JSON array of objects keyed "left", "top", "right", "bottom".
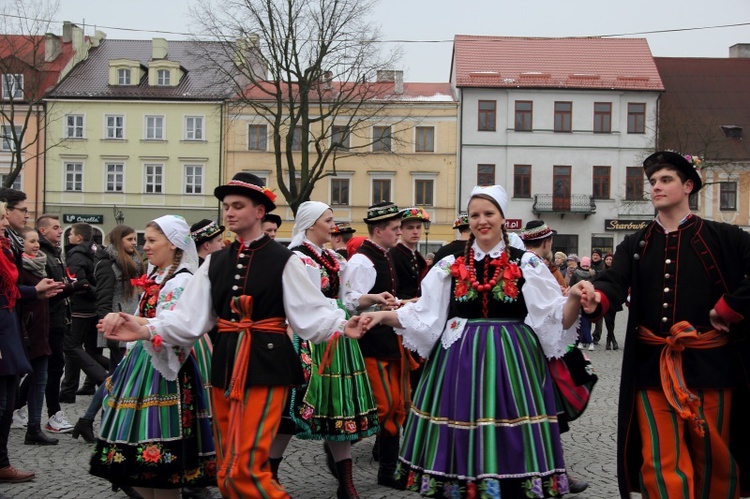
[
  {"left": 216, "top": 295, "right": 286, "bottom": 478},
  {"left": 637, "top": 321, "right": 729, "bottom": 437}
]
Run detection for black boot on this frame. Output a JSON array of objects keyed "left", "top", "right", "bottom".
[
  {"left": 324, "top": 442, "right": 338, "bottom": 478},
  {"left": 182, "top": 486, "right": 214, "bottom": 499},
  {"left": 612, "top": 337, "right": 619, "bottom": 350},
  {"left": 71, "top": 417, "right": 96, "bottom": 443},
  {"left": 377, "top": 434, "right": 406, "bottom": 490},
  {"left": 335, "top": 458, "right": 360, "bottom": 499},
  {"left": 269, "top": 457, "right": 282, "bottom": 483},
  {"left": 371, "top": 433, "right": 380, "bottom": 461},
  {"left": 24, "top": 423, "right": 59, "bottom": 445},
  {"left": 112, "top": 483, "right": 143, "bottom": 498}
]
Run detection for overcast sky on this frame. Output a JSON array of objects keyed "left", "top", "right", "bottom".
[{"left": 53, "top": 0, "right": 750, "bottom": 82}]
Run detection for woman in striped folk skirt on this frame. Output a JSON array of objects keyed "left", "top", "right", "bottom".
[
  {"left": 90, "top": 216, "right": 216, "bottom": 497},
  {"left": 359, "top": 186, "right": 589, "bottom": 498}
]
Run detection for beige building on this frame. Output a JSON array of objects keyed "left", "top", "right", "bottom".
[{"left": 224, "top": 76, "right": 458, "bottom": 251}]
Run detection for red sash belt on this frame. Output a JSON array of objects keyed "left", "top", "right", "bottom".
[
  {"left": 637, "top": 321, "right": 729, "bottom": 437},
  {"left": 216, "top": 295, "right": 286, "bottom": 478}
]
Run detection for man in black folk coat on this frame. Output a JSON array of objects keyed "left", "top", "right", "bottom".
[{"left": 581, "top": 151, "right": 750, "bottom": 499}]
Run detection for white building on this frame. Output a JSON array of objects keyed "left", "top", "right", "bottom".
[{"left": 451, "top": 35, "right": 664, "bottom": 256}]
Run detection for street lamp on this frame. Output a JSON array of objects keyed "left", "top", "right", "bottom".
[
  {"left": 113, "top": 205, "right": 125, "bottom": 226},
  {"left": 423, "top": 220, "right": 431, "bottom": 253}
]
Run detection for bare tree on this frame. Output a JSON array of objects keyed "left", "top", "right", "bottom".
[
  {"left": 0, "top": 0, "right": 62, "bottom": 188},
  {"left": 192, "top": 0, "right": 402, "bottom": 213}
]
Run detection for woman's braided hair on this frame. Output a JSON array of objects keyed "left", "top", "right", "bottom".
[{"left": 145, "top": 221, "right": 184, "bottom": 286}]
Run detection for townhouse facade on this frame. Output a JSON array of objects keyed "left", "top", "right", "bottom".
[
  {"left": 44, "top": 37, "right": 237, "bottom": 242},
  {"left": 452, "top": 35, "right": 664, "bottom": 256},
  {"left": 225, "top": 73, "right": 458, "bottom": 251}
]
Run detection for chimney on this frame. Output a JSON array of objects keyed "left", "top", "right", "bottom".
[
  {"left": 62, "top": 21, "right": 73, "bottom": 43},
  {"left": 44, "top": 33, "right": 61, "bottom": 62},
  {"left": 729, "top": 44, "right": 750, "bottom": 58},
  {"left": 71, "top": 25, "right": 84, "bottom": 53},
  {"left": 322, "top": 70, "right": 333, "bottom": 90},
  {"left": 152, "top": 38, "right": 168, "bottom": 59},
  {"left": 376, "top": 69, "right": 403, "bottom": 94}
]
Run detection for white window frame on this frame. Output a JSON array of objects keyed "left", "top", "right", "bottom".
[
  {"left": 412, "top": 172, "right": 438, "bottom": 207},
  {"left": 145, "top": 115, "right": 165, "bottom": 140},
  {"left": 330, "top": 125, "right": 351, "bottom": 151},
  {"left": 372, "top": 125, "right": 392, "bottom": 153},
  {"left": 330, "top": 173, "right": 353, "bottom": 206},
  {"left": 105, "top": 162, "right": 125, "bottom": 192},
  {"left": 2, "top": 74, "right": 23, "bottom": 100},
  {"left": 156, "top": 69, "right": 170, "bottom": 86},
  {"left": 241, "top": 170, "right": 270, "bottom": 188},
  {"left": 414, "top": 125, "right": 435, "bottom": 153},
  {"left": 64, "top": 162, "right": 84, "bottom": 192},
  {"left": 144, "top": 163, "right": 164, "bottom": 194},
  {"left": 248, "top": 124, "right": 268, "bottom": 151},
  {"left": 184, "top": 164, "right": 204, "bottom": 194},
  {"left": 0, "top": 171, "right": 21, "bottom": 190},
  {"left": 64, "top": 114, "right": 85, "bottom": 139},
  {"left": 1, "top": 125, "right": 21, "bottom": 151},
  {"left": 105, "top": 114, "right": 125, "bottom": 140},
  {"left": 184, "top": 116, "right": 204, "bottom": 141},
  {"left": 369, "top": 171, "right": 395, "bottom": 204},
  {"left": 118, "top": 68, "right": 131, "bottom": 85}
]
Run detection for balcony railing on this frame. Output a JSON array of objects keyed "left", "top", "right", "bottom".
[{"left": 532, "top": 194, "right": 596, "bottom": 217}]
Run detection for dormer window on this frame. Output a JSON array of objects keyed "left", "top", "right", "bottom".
[
  {"left": 157, "top": 69, "right": 170, "bottom": 86},
  {"left": 118, "top": 68, "right": 131, "bottom": 85},
  {"left": 2, "top": 74, "right": 23, "bottom": 100},
  {"left": 721, "top": 125, "right": 743, "bottom": 139}
]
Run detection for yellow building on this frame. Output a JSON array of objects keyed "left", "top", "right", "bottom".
[
  {"left": 44, "top": 38, "right": 237, "bottom": 241},
  {"left": 224, "top": 74, "right": 458, "bottom": 252}
]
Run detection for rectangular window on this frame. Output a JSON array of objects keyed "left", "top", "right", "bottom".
[
  {"left": 157, "top": 69, "right": 170, "bottom": 86},
  {"left": 65, "top": 114, "right": 84, "bottom": 138},
  {"left": 0, "top": 173, "right": 21, "bottom": 190},
  {"left": 477, "top": 164, "right": 495, "bottom": 186},
  {"left": 415, "top": 126, "right": 435, "bottom": 152},
  {"left": 185, "top": 116, "right": 204, "bottom": 140},
  {"left": 626, "top": 167, "right": 644, "bottom": 200},
  {"left": 689, "top": 192, "right": 699, "bottom": 211},
  {"left": 554, "top": 101, "right": 572, "bottom": 132},
  {"left": 627, "top": 103, "right": 646, "bottom": 134},
  {"left": 248, "top": 124, "right": 267, "bottom": 151},
  {"left": 372, "top": 178, "right": 391, "bottom": 204},
  {"left": 64, "top": 162, "right": 83, "bottom": 192},
  {"left": 2, "top": 74, "right": 23, "bottom": 100},
  {"left": 372, "top": 126, "right": 392, "bottom": 152},
  {"left": 478, "top": 100, "right": 496, "bottom": 131},
  {"left": 105, "top": 163, "right": 124, "bottom": 192},
  {"left": 291, "top": 127, "right": 303, "bottom": 151},
  {"left": 184, "top": 165, "right": 203, "bottom": 194},
  {"left": 594, "top": 102, "right": 612, "bottom": 133},
  {"left": 593, "top": 165, "right": 611, "bottom": 199},
  {"left": 513, "top": 165, "right": 531, "bottom": 198},
  {"left": 415, "top": 179, "right": 434, "bottom": 206},
  {"left": 514, "top": 101, "right": 533, "bottom": 131},
  {"left": 105, "top": 115, "right": 124, "bottom": 139},
  {"left": 145, "top": 115, "right": 164, "bottom": 140},
  {"left": 331, "top": 125, "right": 350, "bottom": 150},
  {"left": 144, "top": 164, "right": 163, "bottom": 193},
  {"left": 720, "top": 182, "right": 737, "bottom": 211},
  {"left": 330, "top": 178, "right": 350, "bottom": 206},
  {"left": 1, "top": 125, "right": 21, "bottom": 151},
  {"left": 118, "top": 68, "right": 131, "bottom": 85}
]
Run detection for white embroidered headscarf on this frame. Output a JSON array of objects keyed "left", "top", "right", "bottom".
[
  {"left": 290, "top": 201, "right": 331, "bottom": 249},
  {"left": 151, "top": 215, "right": 199, "bottom": 273},
  {"left": 468, "top": 185, "right": 508, "bottom": 217}
]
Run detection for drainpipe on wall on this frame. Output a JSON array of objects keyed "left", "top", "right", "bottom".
[
  {"left": 37, "top": 103, "right": 43, "bottom": 214},
  {"left": 218, "top": 101, "right": 225, "bottom": 221},
  {"left": 458, "top": 88, "right": 463, "bottom": 214}
]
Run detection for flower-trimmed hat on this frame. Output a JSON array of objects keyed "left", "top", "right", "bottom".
[
  {"left": 214, "top": 172, "right": 277, "bottom": 211},
  {"left": 190, "top": 219, "right": 225, "bottom": 246},
  {"left": 521, "top": 220, "right": 557, "bottom": 241},
  {"left": 643, "top": 151, "right": 703, "bottom": 193},
  {"left": 399, "top": 206, "right": 431, "bottom": 223},
  {"left": 452, "top": 213, "right": 469, "bottom": 230},
  {"left": 331, "top": 221, "right": 356, "bottom": 235},
  {"left": 363, "top": 201, "right": 400, "bottom": 224}
]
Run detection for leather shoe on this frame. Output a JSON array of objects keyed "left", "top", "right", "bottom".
[
  {"left": 567, "top": 474, "right": 589, "bottom": 494},
  {"left": 182, "top": 487, "right": 214, "bottom": 499},
  {"left": 0, "top": 465, "right": 35, "bottom": 483},
  {"left": 75, "top": 386, "right": 95, "bottom": 396},
  {"left": 58, "top": 394, "right": 76, "bottom": 404}
]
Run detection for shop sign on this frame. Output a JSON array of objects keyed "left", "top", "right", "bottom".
[
  {"left": 63, "top": 214, "right": 104, "bottom": 224},
  {"left": 505, "top": 219, "right": 522, "bottom": 230},
  {"left": 604, "top": 219, "right": 651, "bottom": 231}
]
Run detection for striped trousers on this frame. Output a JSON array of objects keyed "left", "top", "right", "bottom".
[
  {"left": 364, "top": 357, "right": 408, "bottom": 437},
  {"left": 212, "top": 386, "right": 290, "bottom": 499},
  {"left": 635, "top": 389, "right": 739, "bottom": 499}
]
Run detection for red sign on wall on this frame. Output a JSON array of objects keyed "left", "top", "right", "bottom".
[{"left": 505, "top": 219, "right": 522, "bottom": 230}]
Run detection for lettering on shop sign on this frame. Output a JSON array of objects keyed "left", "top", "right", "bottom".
[
  {"left": 505, "top": 219, "right": 522, "bottom": 230},
  {"left": 604, "top": 219, "right": 651, "bottom": 231},
  {"left": 63, "top": 214, "right": 103, "bottom": 224}
]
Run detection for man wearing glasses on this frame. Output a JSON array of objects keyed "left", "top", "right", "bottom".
[{"left": 0, "top": 188, "right": 29, "bottom": 255}]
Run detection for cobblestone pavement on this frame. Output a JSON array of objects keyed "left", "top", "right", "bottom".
[{"left": 0, "top": 312, "right": 629, "bottom": 498}]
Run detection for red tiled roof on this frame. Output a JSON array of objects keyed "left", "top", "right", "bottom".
[
  {"left": 452, "top": 35, "right": 663, "bottom": 91},
  {"left": 240, "top": 81, "right": 455, "bottom": 102},
  {"left": 0, "top": 34, "right": 76, "bottom": 97},
  {"left": 654, "top": 56, "right": 750, "bottom": 161}
]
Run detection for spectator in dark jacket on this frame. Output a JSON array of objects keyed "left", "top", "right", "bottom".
[
  {"left": 570, "top": 256, "right": 597, "bottom": 350},
  {"left": 59, "top": 223, "right": 108, "bottom": 403}
]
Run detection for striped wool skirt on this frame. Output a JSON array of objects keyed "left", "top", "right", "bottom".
[
  {"left": 396, "top": 319, "right": 569, "bottom": 498},
  {"left": 90, "top": 341, "right": 216, "bottom": 489}
]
